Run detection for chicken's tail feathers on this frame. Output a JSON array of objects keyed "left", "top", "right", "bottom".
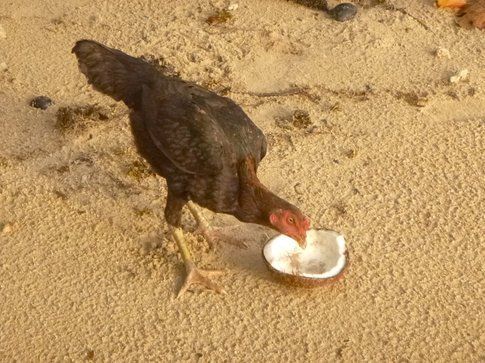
[{"left": 72, "top": 39, "right": 157, "bottom": 108}]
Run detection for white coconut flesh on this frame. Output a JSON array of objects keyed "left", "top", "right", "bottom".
[{"left": 263, "top": 229, "right": 347, "bottom": 279}]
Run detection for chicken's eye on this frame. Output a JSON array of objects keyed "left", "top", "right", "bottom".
[{"left": 288, "top": 217, "right": 295, "bottom": 224}]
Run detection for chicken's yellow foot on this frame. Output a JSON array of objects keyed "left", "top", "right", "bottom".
[{"left": 170, "top": 227, "right": 225, "bottom": 297}]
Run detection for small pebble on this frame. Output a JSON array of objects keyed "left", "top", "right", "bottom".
[
  {"left": 449, "top": 69, "right": 469, "bottom": 83},
  {"left": 2, "top": 223, "right": 13, "bottom": 234},
  {"left": 30, "top": 96, "right": 54, "bottom": 110},
  {"left": 140, "top": 232, "right": 163, "bottom": 254},
  {"left": 328, "top": 3, "right": 358, "bottom": 22},
  {"left": 294, "top": 183, "right": 304, "bottom": 195},
  {"left": 227, "top": 3, "right": 239, "bottom": 11},
  {"left": 0, "top": 62, "right": 7, "bottom": 72},
  {"left": 0, "top": 24, "right": 6, "bottom": 39},
  {"left": 89, "top": 14, "right": 101, "bottom": 25},
  {"left": 85, "top": 349, "right": 95, "bottom": 360},
  {"left": 435, "top": 47, "right": 451, "bottom": 59}
]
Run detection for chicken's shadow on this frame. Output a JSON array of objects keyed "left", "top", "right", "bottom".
[{"left": 214, "top": 223, "right": 277, "bottom": 283}]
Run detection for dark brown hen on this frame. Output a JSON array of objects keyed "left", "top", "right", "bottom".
[{"left": 72, "top": 40, "right": 310, "bottom": 296}]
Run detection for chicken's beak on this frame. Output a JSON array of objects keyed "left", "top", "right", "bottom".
[
  {"left": 298, "top": 217, "right": 311, "bottom": 249},
  {"left": 296, "top": 234, "right": 307, "bottom": 249},
  {"left": 295, "top": 225, "right": 308, "bottom": 249}
]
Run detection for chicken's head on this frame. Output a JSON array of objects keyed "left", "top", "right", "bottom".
[{"left": 269, "top": 209, "right": 311, "bottom": 248}]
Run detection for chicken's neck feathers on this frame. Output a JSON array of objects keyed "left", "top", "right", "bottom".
[{"left": 235, "top": 158, "right": 296, "bottom": 226}]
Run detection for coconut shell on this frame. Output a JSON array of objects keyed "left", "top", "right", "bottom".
[{"left": 262, "top": 250, "right": 349, "bottom": 288}]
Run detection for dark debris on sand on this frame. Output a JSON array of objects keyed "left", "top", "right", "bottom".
[{"left": 55, "top": 104, "right": 111, "bottom": 132}]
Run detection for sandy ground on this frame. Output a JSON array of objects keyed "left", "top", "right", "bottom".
[{"left": 1, "top": 0, "right": 484, "bottom": 361}]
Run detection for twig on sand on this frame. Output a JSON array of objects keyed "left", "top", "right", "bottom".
[
  {"left": 245, "top": 88, "right": 307, "bottom": 97},
  {"left": 381, "top": 3, "right": 432, "bottom": 32},
  {"left": 235, "top": 87, "right": 320, "bottom": 103}
]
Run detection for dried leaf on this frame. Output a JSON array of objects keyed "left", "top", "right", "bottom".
[
  {"left": 456, "top": 0, "right": 485, "bottom": 29},
  {"left": 206, "top": 9, "right": 233, "bottom": 25}
]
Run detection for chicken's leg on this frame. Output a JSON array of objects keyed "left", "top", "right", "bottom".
[
  {"left": 186, "top": 200, "right": 212, "bottom": 239},
  {"left": 171, "top": 226, "right": 225, "bottom": 297},
  {"left": 187, "top": 201, "right": 248, "bottom": 249}
]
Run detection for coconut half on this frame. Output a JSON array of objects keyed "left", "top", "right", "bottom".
[{"left": 263, "top": 229, "right": 348, "bottom": 287}]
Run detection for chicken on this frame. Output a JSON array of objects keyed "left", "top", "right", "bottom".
[{"left": 72, "top": 40, "right": 311, "bottom": 296}]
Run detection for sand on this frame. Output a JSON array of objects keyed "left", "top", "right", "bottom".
[{"left": 0, "top": 0, "right": 484, "bottom": 361}]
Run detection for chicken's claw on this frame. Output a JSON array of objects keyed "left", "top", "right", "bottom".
[{"left": 177, "top": 262, "right": 226, "bottom": 298}]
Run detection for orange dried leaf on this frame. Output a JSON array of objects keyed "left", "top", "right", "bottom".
[
  {"left": 206, "top": 9, "right": 233, "bottom": 25},
  {"left": 436, "top": 0, "right": 467, "bottom": 8},
  {"left": 456, "top": 0, "right": 485, "bottom": 29}
]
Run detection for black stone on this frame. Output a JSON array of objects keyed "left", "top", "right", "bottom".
[
  {"left": 30, "top": 96, "right": 54, "bottom": 110},
  {"left": 329, "top": 3, "right": 358, "bottom": 22}
]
